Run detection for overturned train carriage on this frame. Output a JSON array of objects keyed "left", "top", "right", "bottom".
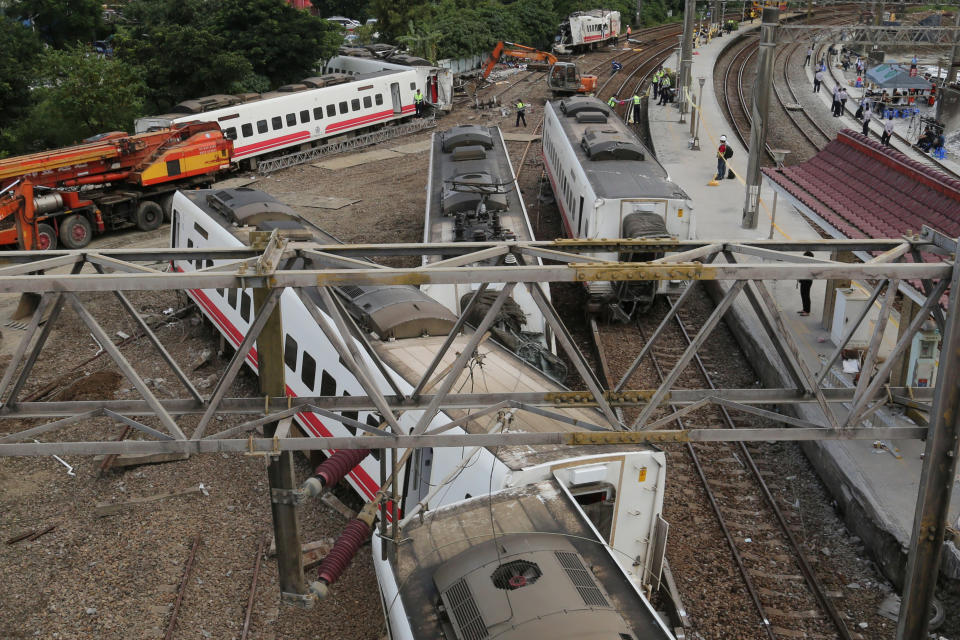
[
  {"left": 170, "top": 188, "right": 677, "bottom": 640},
  {"left": 542, "top": 96, "right": 693, "bottom": 317}
]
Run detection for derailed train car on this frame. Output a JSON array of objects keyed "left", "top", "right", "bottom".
[
  {"left": 541, "top": 96, "right": 693, "bottom": 317},
  {"left": 553, "top": 9, "right": 621, "bottom": 54},
  {"left": 169, "top": 187, "right": 677, "bottom": 640}
]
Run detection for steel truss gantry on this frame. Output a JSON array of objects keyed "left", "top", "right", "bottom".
[
  {"left": 766, "top": 24, "right": 960, "bottom": 45},
  {"left": 0, "top": 227, "right": 956, "bottom": 639}
]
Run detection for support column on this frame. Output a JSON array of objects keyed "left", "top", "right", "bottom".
[
  {"left": 254, "top": 240, "right": 309, "bottom": 607},
  {"left": 636, "top": 0, "right": 642, "bottom": 26},
  {"left": 889, "top": 295, "right": 919, "bottom": 388},
  {"left": 741, "top": 7, "right": 778, "bottom": 229},
  {"left": 679, "top": 0, "right": 695, "bottom": 116},
  {"left": 820, "top": 250, "right": 855, "bottom": 331},
  {"left": 896, "top": 262, "right": 960, "bottom": 639},
  {"left": 948, "top": 9, "right": 960, "bottom": 86}
]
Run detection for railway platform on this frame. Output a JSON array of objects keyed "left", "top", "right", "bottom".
[{"left": 645, "top": 22, "right": 960, "bottom": 592}]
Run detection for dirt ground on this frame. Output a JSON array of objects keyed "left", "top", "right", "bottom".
[{"left": 0, "top": 66, "right": 563, "bottom": 640}]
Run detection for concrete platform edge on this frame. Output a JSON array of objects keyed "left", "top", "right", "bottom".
[{"left": 702, "top": 278, "right": 960, "bottom": 588}]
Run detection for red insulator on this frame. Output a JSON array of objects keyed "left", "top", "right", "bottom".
[
  {"left": 316, "top": 518, "right": 372, "bottom": 585},
  {"left": 313, "top": 448, "right": 370, "bottom": 487}
]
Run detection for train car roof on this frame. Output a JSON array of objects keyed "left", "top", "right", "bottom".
[
  {"left": 391, "top": 479, "right": 673, "bottom": 640},
  {"left": 425, "top": 125, "right": 535, "bottom": 253},
  {"left": 547, "top": 97, "right": 690, "bottom": 202}
]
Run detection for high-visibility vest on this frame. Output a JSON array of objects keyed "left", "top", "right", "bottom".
[
  {"left": 661, "top": 75, "right": 671, "bottom": 88},
  {"left": 633, "top": 95, "right": 640, "bottom": 104},
  {"left": 414, "top": 91, "right": 423, "bottom": 103},
  {"left": 608, "top": 97, "right": 617, "bottom": 107},
  {"left": 516, "top": 101, "right": 525, "bottom": 111}
]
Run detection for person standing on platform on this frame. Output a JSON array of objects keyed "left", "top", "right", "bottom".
[
  {"left": 658, "top": 74, "right": 672, "bottom": 105},
  {"left": 632, "top": 93, "right": 642, "bottom": 123},
  {"left": 838, "top": 87, "right": 849, "bottom": 116},
  {"left": 515, "top": 99, "right": 527, "bottom": 127},
  {"left": 414, "top": 88, "right": 425, "bottom": 117},
  {"left": 881, "top": 119, "right": 894, "bottom": 146},
  {"left": 814, "top": 68, "right": 824, "bottom": 93},
  {"left": 861, "top": 107, "right": 872, "bottom": 136},
  {"left": 652, "top": 69, "right": 661, "bottom": 100},
  {"left": 804, "top": 47, "right": 813, "bottom": 67},
  {"left": 716, "top": 135, "right": 730, "bottom": 181},
  {"left": 797, "top": 251, "right": 814, "bottom": 316}
]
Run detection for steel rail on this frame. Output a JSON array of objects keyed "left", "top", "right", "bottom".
[{"left": 671, "top": 303, "right": 854, "bottom": 639}]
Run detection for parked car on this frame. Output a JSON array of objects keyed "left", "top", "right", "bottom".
[{"left": 327, "top": 16, "right": 360, "bottom": 32}]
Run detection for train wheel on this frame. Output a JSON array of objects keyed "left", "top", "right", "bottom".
[
  {"left": 159, "top": 194, "right": 174, "bottom": 223},
  {"left": 60, "top": 215, "right": 92, "bottom": 249},
  {"left": 35, "top": 223, "right": 57, "bottom": 250},
  {"left": 135, "top": 200, "right": 163, "bottom": 231}
]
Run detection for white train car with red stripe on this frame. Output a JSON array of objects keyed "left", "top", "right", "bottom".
[
  {"left": 170, "top": 188, "right": 675, "bottom": 640},
  {"left": 324, "top": 54, "right": 453, "bottom": 114},
  {"left": 136, "top": 63, "right": 448, "bottom": 168},
  {"left": 553, "top": 9, "right": 621, "bottom": 54}
]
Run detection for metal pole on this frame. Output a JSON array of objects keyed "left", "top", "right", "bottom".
[
  {"left": 948, "top": 9, "right": 960, "bottom": 86},
  {"left": 692, "top": 77, "right": 706, "bottom": 149},
  {"left": 636, "top": 0, "right": 643, "bottom": 26},
  {"left": 896, "top": 261, "right": 960, "bottom": 640},
  {"left": 679, "top": 0, "right": 696, "bottom": 116},
  {"left": 768, "top": 149, "right": 789, "bottom": 239},
  {"left": 742, "top": 6, "right": 779, "bottom": 229},
  {"left": 253, "top": 246, "right": 308, "bottom": 607}
]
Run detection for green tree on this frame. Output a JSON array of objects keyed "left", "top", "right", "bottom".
[
  {"left": 10, "top": 45, "right": 145, "bottom": 151},
  {"left": 372, "top": 0, "right": 426, "bottom": 43},
  {"left": 397, "top": 19, "right": 443, "bottom": 63},
  {"left": 0, "top": 18, "right": 42, "bottom": 127},
  {"left": 211, "top": 0, "right": 341, "bottom": 84},
  {"left": 12, "top": 0, "right": 103, "bottom": 47}
]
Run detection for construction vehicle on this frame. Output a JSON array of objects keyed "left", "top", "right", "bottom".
[
  {"left": 482, "top": 41, "right": 560, "bottom": 78},
  {"left": 547, "top": 62, "right": 598, "bottom": 95},
  {"left": 0, "top": 121, "right": 232, "bottom": 252}
]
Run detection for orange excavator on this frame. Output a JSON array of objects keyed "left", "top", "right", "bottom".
[
  {"left": 0, "top": 121, "right": 231, "bottom": 252},
  {"left": 481, "top": 41, "right": 598, "bottom": 94}
]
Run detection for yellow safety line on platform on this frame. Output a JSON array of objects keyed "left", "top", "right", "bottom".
[{"left": 685, "top": 87, "right": 792, "bottom": 240}]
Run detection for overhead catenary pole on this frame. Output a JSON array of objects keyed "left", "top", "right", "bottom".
[
  {"left": 636, "top": 0, "right": 643, "bottom": 26},
  {"left": 741, "top": 6, "right": 779, "bottom": 229},
  {"left": 679, "top": 0, "right": 696, "bottom": 116},
  {"left": 896, "top": 261, "right": 960, "bottom": 640}
]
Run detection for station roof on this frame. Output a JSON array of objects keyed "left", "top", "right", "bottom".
[{"left": 762, "top": 129, "right": 960, "bottom": 242}]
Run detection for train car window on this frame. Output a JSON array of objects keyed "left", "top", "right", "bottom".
[
  {"left": 187, "top": 239, "right": 193, "bottom": 249},
  {"left": 301, "top": 352, "right": 316, "bottom": 390},
  {"left": 193, "top": 222, "right": 208, "bottom": 240},
  {"left": 241, "top": 123, "right": 253, "bottom": 138},
  {"left": 299, "top": 110, "right": 310, "bottom": 123},
  {"left": 257, "top": 120, "right": 268, "bottom": 134},
  {"left": 326, "top": 104, "right": 336, "bottom": 117},
  {"left": 375, "top": 94, "right": 383, "bottom": 106},
  {"left": 320, "top": 370, "right": 336, "bottom": 396},
  {"left": 577, "top": 197, "right": 585, "bottom": 236},
  {"left": 341, "top": 391, "right": 358, "bottom": 431},
  {"left": 351, "top": 98, "right": 360, "bottom": 111},
  {"left": 216, "top": 288, "right": 224, "bottom": 297},
  {"left": 224, "top": 126, "right": 237, "bottom": 140},
  {"left": 284, "top": 334, "right": 298, "bottom": 371},
  {"left": 366, "top": 414, "right": 382, "bottom": 460},
  {"left": 409, "top": 82, "right": 416, "bottom": 90},
  {"left": 338, "top": 101, "right": 348, "bottom": 114},
  {"left": 240, "top": 291, "right": 252, "bottom": 322},
  {"left": 313, "top": 107, "right": 323, "bottom": 120},
  {"left": 227, "top": 288, "right": 238, "bottom": 309},
  {"left": 363, "top": 96, "right": 371, "bottom": 108},
  {"left": 171, "top": 209, "right": 179, "bottom": 247},
  {"left": 285, "top": 113, "right": 296, "bottom": 127},
  {"left": 271, "top": 116, "right": 283, "bottom": 130}
]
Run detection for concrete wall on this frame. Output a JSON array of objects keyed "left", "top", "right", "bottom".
[{"left": 937, "top": 85, "right": 960, "bottom": 135}]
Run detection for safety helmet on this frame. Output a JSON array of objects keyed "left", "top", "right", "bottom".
[{"left": 720, "top": 135, "right": 727, "bottom": 142}]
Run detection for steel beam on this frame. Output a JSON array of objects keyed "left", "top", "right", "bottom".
[
  {"left": 189, "top": 287, "right": 283, "bottom": 440},
  {"left": 897, "top": 261, "right": 960, "bottom": 640},
  {"left": 632, "top": 280, "right": 746, "bottom": 429},
  {"left": 2, "top": 293, "right": 68, "bottom": 407},
  {"left": 847, "top": 279, "right": 899, "bottom": 426},
  {"left": 815, "top": 279, "right": 885, "bottom": 386},
  {"left": 0, "top": 425, "right": 931, "bottom": 457},
  {"left": 65, "top": 293, "right": 186, "bottom": 441},
  {"left": 0, "top": 293, "right": 56, "bottom": 406}
]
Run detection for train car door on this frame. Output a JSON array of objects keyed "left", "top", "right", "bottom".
[{"left": 390, "top": 82, "right": 402, "bottom": 114}]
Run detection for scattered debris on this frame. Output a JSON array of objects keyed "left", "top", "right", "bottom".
[
  {"left": 240, "top": 536, "right": 267, "bottom": 640},
  {"left": 165, "top": 534, "right": 201, "bottom": 640},
  {"left": 95, "top": 485, "right": 207, "bottom": 518},
  {"left": 33, "top": 440, "right": 75, "bottom": 476}
]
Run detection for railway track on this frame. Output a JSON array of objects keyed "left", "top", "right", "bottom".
[{"left": 596, "top": 292, "right": 857, "bottom": 639}]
